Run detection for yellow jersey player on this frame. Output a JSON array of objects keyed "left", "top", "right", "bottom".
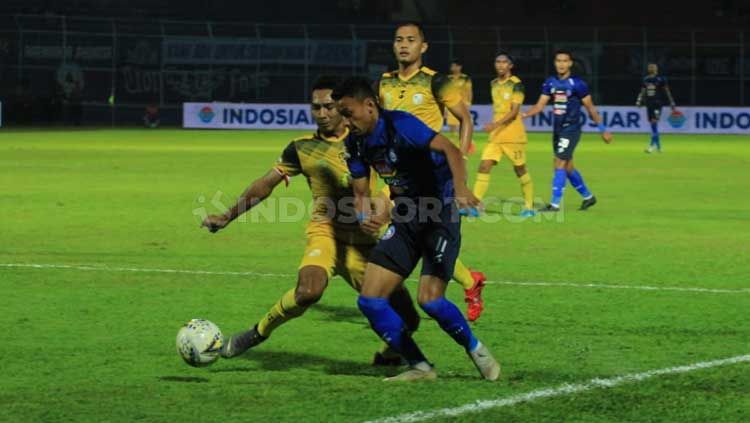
[
  {"left": 378, "top": 22, "right": 487, "bottom": 322},
  {"left": 445, "top": 58, "right": 473, "bottom": 136},
  {"left": 201, "top": 76, "right": 420, "bottom": 366},
  {"left": 474, "top": 51, "right": 536, "bottom": 217}
]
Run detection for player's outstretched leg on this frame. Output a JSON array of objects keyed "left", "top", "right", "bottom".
[
  {"left": 514, "top": 164, "right": 536, "bottom": 217},
  {"left": 418, "top": 275, "right": 500, "bottom": 381},
  {"left": 453, "top": 259, "right": 486, "bottom": 322},
  {"left": 374, "top": 285, "right": 421, "bottom": 366},
  {"left": 221, "top": 266, "right": 327, "bottom": 358},
  {"left": 540, "top": 167, "right": 567, "bottom": 212},
  {"left": 358, "top": 263, "right": 435, "bottom": 381},
  {"left": 566, "top": 167, "right": 597, "bottom": 210}
]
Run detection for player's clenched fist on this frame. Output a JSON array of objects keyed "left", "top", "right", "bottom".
[{"left": 202, "top": 214, "right": 230, "bottom": 233}]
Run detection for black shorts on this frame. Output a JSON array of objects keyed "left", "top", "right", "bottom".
[
  {"left": 369, "top": 201, "right": 461, "bottom": 282},
  {"left": 646, "top": 105, "right": 663, "bottom": 121},
  {"left": 552, "top": 127, "right": 582, "bottom": 161}
]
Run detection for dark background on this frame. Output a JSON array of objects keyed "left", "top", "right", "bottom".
[{"left": 1, "top": 0, "right": 748, "bottom": 126}]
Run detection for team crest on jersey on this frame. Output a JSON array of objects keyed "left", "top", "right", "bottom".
[
  {"left": 381, "top": 225, "right": 396, "bottom": 240},
  {"left": 412, "top": 93, "right": 424, "bottom": 105},
  {"left": 384, "top": 93, "right": 393, "bottom": 107},
  {"left": 387, "top": 148, "right": 398, "bottom": 163},
  {"left": 503, "top": 93, "right": 511, "bottom": 100}
]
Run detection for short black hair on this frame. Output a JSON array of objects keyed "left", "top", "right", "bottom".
[
  {"left": 554, "top": 49, "right": 574, "bottom": 61},
  {"left": 495, "top": 50, "right": 515, "bottom": 64},
  {"left": 331, "top": 77, "right": 378, "bottom": 102},
  {"left": 395, "top": 21, "right": 426, "bottom": 40},
  {"left": 451, "top": 58, "right": 462, "bottom": 66},
  {"left": 311, "top": 75, "right": 341, "bottom": 92}
]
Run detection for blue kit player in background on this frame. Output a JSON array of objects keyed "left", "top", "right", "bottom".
[
  {"left": 332, "top": 77, "right": 501, "bottom": 382},
  {"left": 523, "top": 49, "right": 613, "bottom": 212},
  {"left": 636, "top": 63, "right": 677, "bottom": 153}
]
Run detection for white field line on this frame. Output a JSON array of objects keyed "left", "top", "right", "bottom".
[
  {"left": 363, "top": 354, "right": 750, "bottom": 423},
  {"left": 1, "top": 262, "right": 749, "bottom": 295}
]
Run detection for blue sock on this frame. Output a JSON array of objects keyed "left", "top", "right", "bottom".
[
  {"left": 550, "top": 168, "right": 567, "bottom": 207},
  {"left": 567, "top": 169, "right": 592, "bottom": 199},
  {"left": 650, "top": 122, "right": 660, "bottom": 148},
  {"left": 420, "top": 297, "right": 479, "bottom": 352},
  {"left": 357, "top": 296, "right": 428, "bottom": 365}
]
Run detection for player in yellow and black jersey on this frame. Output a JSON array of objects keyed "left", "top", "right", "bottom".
[
  {"left": 473, "top": 51, "right": 536, "bottom": 217},
  {"left": 201, "top": 76, "right": 419, "bottom": 365},
  {"left": 445, "top": 58, "right": 473, "bottom": 134},
  {"left": 378, "top": 22, "right": 487, "bottom": 322}
]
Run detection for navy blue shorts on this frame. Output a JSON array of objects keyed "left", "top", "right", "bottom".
[
  {"left": 369, "top": 201, "right": 461, "bottom": 282},
  {"left": 552, "top": 127, "right": 582, "bottom": 160},
  {"left": 646, "top": 105, "right": 663, "bottom": 121}
]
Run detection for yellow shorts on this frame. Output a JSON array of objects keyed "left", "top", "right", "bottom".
[
  {"left": 300, "top": 222, "right": 373, "bottom": 291},
  {"left": 481, "top": 142, "right": 527, "bottom": 166}
]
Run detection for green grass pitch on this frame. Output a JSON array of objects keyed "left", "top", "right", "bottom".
[{"left": 1, "top": 128, "right": 748, "bottom": 422}]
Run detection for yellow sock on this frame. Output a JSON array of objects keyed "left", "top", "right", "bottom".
[
  {"left": 519, "top": 173, "right": 534, "bottom": 210},
  {"left": 256, "top": 288, "right": 307, "bottom": 337},
  {"left": 473, "top": 173, "right": 491, "bottom": 201},
  {"left": 453, "top": 258, "right": 475, "bottom": 290}
]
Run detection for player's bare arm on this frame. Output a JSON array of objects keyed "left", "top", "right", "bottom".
[
  {"left": 521, "top": 95, "right": 550, "bottom": 119},
  {"left": 664, "top": 85, "right": 676, "bottom": 110},
  {"left": 429, "top": 134, "right": 480, "bottom": 210},
  {"left": 483, "top": 102, "right": 521, "bottom": 132},
  {"left": 581, "top": 95, "right": 613, "bottom": 144},
  {"left": 444, "top": 101, "right": 474, "bottom": 156},
  {"left": 636, "top": 87, "right": 646, "bottom": 107},
  {"left": 351, "top": 175, "right": 380, "bottom": 235},
  {"left": 201, "top": 170, "right": 284, "bottom": 233}
]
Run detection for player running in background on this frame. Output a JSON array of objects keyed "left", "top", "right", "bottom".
[
  {"left": 445, "top": 58, "right": 473, "bottom": 136},
  {"left": 475, "top": 51, "right": 535, "bottom": 217},
  {"left": 379, "top": 22, "right": 487, "bottom": 322},
  {"left": 636, "top": 63, "right": 676, "bottom": 153},
  {"left": 522, "top": 49, "right": 612, "bottom": 212},
  {"left": 334, "top": 77, "right": 501, "bottom": 382},
  {"left": 202, "top": 76, "right": 420, "bottom": 365}
]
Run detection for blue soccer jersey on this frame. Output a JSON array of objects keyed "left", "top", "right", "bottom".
[
  {"left": 642, "top": 75, "right": 669, "bottom": 106},
  {"left": 542, "top": 76, "right": 590, "bottom": 131},
  {"left": 345, "top": 110, "right": 454, "bottom": 203}
]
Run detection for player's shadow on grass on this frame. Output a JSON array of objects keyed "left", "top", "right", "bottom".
[
  {"left": 213, "top": 350, "right": 393, "bottom": 378},
  {"left": 308, "top": 303, "right": 365, "bottom": 325},
  {"left": 483, "top": 198, "right": 544, "bottom": 215},
  {"left": 158, "top": 376, "right": 210, "bottom": 383}
]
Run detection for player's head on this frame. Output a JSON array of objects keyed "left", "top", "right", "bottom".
[
  {"left": 332, "top": 77, "right": 380, "bottom": 136},
  {"left": 553, "top": 49, "right": 574, "bottom": 76},
  {"left": 394, "top": 22, "right": 428, "bottom": 66},
  {"left": 450, "top": 58, "right": 463, "bottom": 75},
  {"left": 310, "top": 75, "right": 343, "bottom": 136},
  {"left": 647, "top": 63, "right": 659, "bottom": 75},
  {"left": 494, "top": 51, "right": 514, "bottom": 77}
]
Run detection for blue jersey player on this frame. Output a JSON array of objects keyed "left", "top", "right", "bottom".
[
  {"left": 636, "top": 63, "right": 676, "bottom": 153},
  {"left": 332, "top": 77, "right": 500, "bottom": 382},
  {"left": 523, "top": 50, "right": 612, "bottom": 212}
]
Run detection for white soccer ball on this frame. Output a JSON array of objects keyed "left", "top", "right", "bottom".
[{"left": 176, "top": 319, "right": 223, "bottom": 367}]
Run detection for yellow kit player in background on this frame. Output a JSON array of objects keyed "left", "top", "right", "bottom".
[
  {"left": 379, "top": 22, "right": 487, "bottom": 322},
  {"left": 201, "top": 76, "right": 420, "bottom": 365},
  {"left": 445, "top": 58, "right": 473, "bottom": 135},
  {"left": 474, "top": 51, "right": 536, "bottom": 217}
]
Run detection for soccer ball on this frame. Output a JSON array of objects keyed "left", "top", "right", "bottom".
[{"left": 176, "top": 319, "right": 223, "bottom": 367}]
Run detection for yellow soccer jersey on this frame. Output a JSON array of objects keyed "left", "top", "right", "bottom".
[
  {"left": 274, "top": 129, "right": 375, "bottom": 244},
  {"left": 448, "top": 73, "right": 473, "bottom": 105},
  {"left": 490, "top": 75, "right": 527, "bottom": 143},
  {"left": 379, "top": 66, "right": 462, "bottom": 131}
]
